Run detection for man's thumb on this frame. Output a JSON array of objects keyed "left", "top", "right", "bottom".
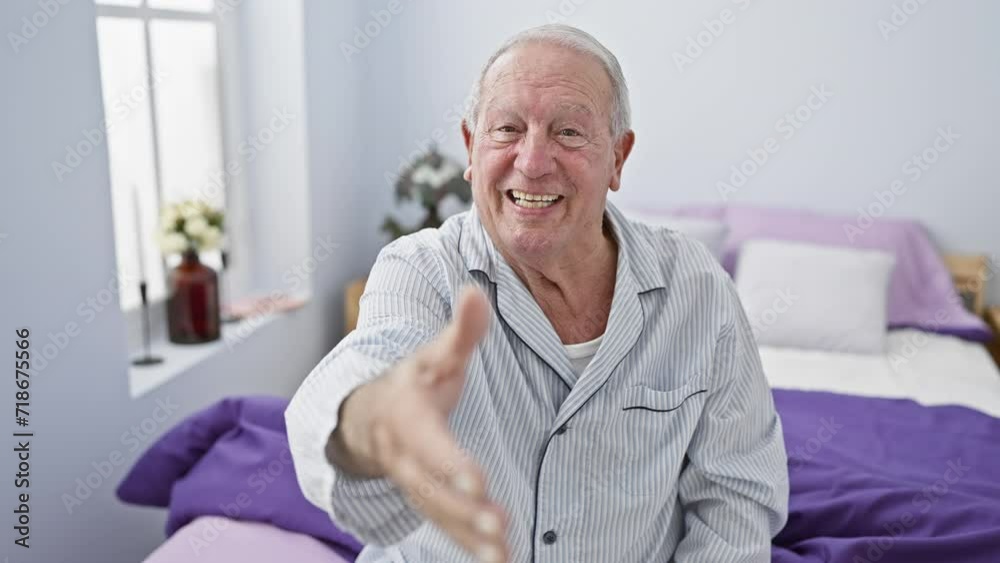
[{"left": 443, "top": 285, "right": 490, "bottom": 361}]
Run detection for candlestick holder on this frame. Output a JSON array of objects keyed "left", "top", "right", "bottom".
[
  {"left": 220, "top": 249, "right": 239, "bottom": 323},
  {"left": 132, "top": 280, "right": 163, "bottom": 366}
]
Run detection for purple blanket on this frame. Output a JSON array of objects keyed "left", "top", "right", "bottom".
[
  {"left": 118, "top": 394, "right": 1000, "bottom": 562},
  {"left": 116, "top": 396, "right": 363, "bottom": 561},
  {"left": 772, "top": 388, "right": 1000, "bottom": 562}
]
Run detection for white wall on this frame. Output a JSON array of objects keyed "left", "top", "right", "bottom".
[
  {"left": 0, "top": 0, "right": 372, "bottom": 561},
  {"left": 233, "top": 0, "right": 313, "bottom": 296},
  {"left": 355, "top": 0, "right": 1000, "bottom": 300}
]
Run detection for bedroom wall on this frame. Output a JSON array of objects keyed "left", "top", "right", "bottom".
[
  {"left": 356, "top": 0, "right": 1000, "bottom": 302},
  {"left": 0, "top": 0, "right": 371, "bottom": 561}
]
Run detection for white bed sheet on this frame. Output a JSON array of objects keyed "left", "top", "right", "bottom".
[{"left": 760, "top": 329, "right": 1000, "bottom": 418}]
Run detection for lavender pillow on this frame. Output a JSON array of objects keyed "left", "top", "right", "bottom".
[
  {"left": 671, "top": 204, "right": 992, "bottom": 342},
  {"left": 625, "top": 210, "right": 729, "bottom": 259}
]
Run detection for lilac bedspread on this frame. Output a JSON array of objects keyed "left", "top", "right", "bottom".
[{"left": 118, "top": 394, "right": 1000, "bottom": 562}]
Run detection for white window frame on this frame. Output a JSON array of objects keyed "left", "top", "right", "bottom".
[
  {"left": 95, "top": 0, "right": 248, "bottom": 312},
  {"left": 96, "top": 0, "right": 253, "bottom": 345}
]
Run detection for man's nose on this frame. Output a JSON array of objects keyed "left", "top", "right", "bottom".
[{"left": 513, "top": 129, "right": 557, "bottom": 180}]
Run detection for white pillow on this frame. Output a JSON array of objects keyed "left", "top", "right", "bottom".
[
  {"left": 735, "top": 239, "right": 896, "bottom": 354},
  {"left": 626, "top": 212, "right": 728, "bottom": 260}
]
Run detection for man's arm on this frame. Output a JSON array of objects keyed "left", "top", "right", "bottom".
[
  {"left": 284, "top": 246, "right": 445, "bottom": 544},
  {"left": 284, "top": 243, "right": 508, "bottom": 559},
  {"left": 672, "top": 285, "right": 790, "bottom": 562}
]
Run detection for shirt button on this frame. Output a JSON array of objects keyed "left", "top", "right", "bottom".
[
  {"left": 554, "top": 425, "right": 568, "bottom": 436},
  {"left": 542, "top": 530, "right": 557, "bottom": 545}
]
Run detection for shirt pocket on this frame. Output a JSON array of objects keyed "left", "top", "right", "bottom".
[{"left": 592, "top": 380, "right": 708, "bottom": 498}]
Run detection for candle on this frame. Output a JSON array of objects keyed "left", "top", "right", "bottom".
[{"left": 132, "top": 184, "right": 147, "bottom": 284}]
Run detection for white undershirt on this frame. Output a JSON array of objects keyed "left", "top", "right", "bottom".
[{"left": 562, "top": 333, "right": 605, "bottom": 378}]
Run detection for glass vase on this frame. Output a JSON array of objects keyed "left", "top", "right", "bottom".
[{"left": 166, "top": 249, "right": 221, "bottom": 344}]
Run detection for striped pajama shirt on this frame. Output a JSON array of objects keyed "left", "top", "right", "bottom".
[{"left": 286, "top": 201, "right": 789, "bottom": 562}]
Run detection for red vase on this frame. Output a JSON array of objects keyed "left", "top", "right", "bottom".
[{"left": 167, "top": 250, "right": 221, "bottom": 344}]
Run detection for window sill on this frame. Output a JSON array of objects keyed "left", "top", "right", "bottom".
[{"left": 127, "top": 302, "right": 303, "bottom": 398}]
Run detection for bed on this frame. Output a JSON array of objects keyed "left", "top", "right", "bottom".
[
  {"left": 762, "top": 331, "right": 1000, "bottom": 561},
  {"left": 143, "top": 516, "right": 352, "bottom": 563},
  {"left": 120, "top": 206, "right": 1000, "bottom": 562}
]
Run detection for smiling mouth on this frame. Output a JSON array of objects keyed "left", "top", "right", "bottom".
[{"left": 506, "top": 189, "right": 564, "bottom": 209}]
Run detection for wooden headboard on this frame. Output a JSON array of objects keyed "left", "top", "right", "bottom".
[
  {"left": 344, "top": 278, "right": 367, "bottom": 333},
  {"left": 944, "top": 254, "right": 989, "bottom": 317}
]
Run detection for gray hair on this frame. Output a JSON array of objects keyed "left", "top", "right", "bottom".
[{"left": 464, "top": 24, "right": 632, "bottom": 141}]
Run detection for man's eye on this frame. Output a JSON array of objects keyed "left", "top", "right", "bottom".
[
  {"left": 496, "top": 125, "right": 517, "bottom": 133},
  {"left": 559, "top": 128, "right": 581, "bottom": 137}
]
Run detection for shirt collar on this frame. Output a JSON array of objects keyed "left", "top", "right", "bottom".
[{"left": 458, "top": 199, "right": 669, "bottom": 293}]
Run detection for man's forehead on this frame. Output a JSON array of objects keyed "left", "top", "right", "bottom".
[
  {"left": 484, "top": 97, "right": 596, "bottom": 117},
  {"left": 486, "top": 44, "right": 608, "bottom": 89},
  {"left": 481, "top": 45, "right": 610, "bottom": 117}
]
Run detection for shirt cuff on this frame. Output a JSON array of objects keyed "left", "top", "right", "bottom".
[{"left": 286, "top": 348, "right": 425, "bottom": 545}]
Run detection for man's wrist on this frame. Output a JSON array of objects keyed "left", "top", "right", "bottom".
[{"left": 326, "top": 381, "right": 384, "bottom": 479}]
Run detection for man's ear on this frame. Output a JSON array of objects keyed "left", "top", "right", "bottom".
[
  {"left": 609, "top": 130, "right": 636, "bottom": 192},
  {"left": 461, "top": 119, "right": 474, "bottom": 181}
]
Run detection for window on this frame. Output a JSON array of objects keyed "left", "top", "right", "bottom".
[{"left": 95, "top": 0, "right": 227, "bottom": 310}]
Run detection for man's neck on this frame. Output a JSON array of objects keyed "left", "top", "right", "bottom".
[{"left": 501, "top": 222, "right": 619, "bottom": 344}]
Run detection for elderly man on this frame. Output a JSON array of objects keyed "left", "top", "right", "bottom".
[{"left": 286, "top": 24, "right": 788, "bottom": 563}]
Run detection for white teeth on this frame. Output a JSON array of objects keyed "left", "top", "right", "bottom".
[
  {"left": 511, "top": 190, "right": 559, "bottom": 202},
  {"left": 513, "top": 198, "right": 557, "bottom": 209}
]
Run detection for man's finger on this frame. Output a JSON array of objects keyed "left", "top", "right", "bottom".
[
  {"left": 405, "top": 406, "right": 487, "bottom": 498},
  {"left": 381, "top": 406, "right": 508, "bottom": 559},
  {"left": 393, "top": 457, "right": 508, "bottom": 561}
]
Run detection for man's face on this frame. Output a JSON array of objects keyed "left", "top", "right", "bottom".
[{"left": 462, "top": 42, "right": 634, "bottom": 262}]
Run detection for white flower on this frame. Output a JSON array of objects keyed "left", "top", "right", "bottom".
[
  {"left": 410, "top": 163, "right": 435, "bottom": 186},
  {"left": 198, "top": 227, "right": 222, "bottom": 251},
  {"left": 179, "top": 202, "right": 201, "bottom": 219},
  {"left": 158, "top": 232, "right": 189, "bottom": 255},
  {"left": 423, "top": 161, "right": 461, "bottom": 189},
  {"left": 160, "top": 205, "right": 180, "bottom": 227},
  {"left": 184, "top": 216, "right": 209, "bottom": 237}
]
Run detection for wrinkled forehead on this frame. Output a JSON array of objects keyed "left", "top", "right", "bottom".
[{"left": 480, "top": 42, "right": 613, "bottom": 124}]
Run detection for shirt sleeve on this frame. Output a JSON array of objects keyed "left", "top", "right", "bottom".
[
  {"left": 673, "top": 284, "right": 790, "bottom": 563},
  {"left": 284, "top": 242, "right": 452, "bottom": 546}
]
